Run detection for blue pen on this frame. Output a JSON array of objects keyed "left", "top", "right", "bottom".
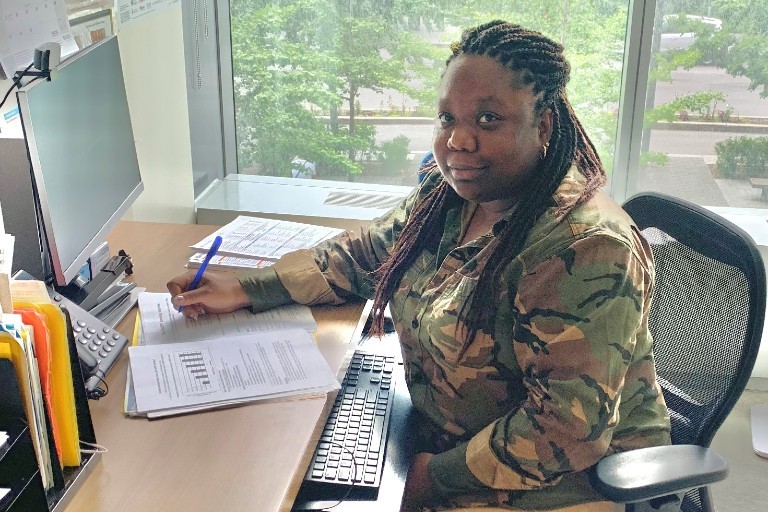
[{"left": 179, "top": 235, "right": 223, "bottom": 312}]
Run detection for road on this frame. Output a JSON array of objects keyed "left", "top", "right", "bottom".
[
  {"left": 654, "top": 66, "right": 768, "bottom": 116},
  {"left": 372, "top": 122, "right": 764, "bottom": 158},
  {"left": 364, "top": 65, "right": 768, "bottom": 157}
]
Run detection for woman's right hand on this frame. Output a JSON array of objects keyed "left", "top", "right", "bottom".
[{"left": 166, "top": 271, "right": 251, "bottom": 319}]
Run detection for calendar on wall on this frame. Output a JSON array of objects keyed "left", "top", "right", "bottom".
[{"left": 0, "top": 0, "right": 79, "bottom": 79}]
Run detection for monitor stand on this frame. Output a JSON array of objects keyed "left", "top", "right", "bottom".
[{"left": 55, "top": 253, "right": 141, "bottom": 328}]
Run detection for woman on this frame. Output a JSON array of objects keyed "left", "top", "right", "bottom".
[{"left": 168, "top": 21, "right": 670, "bottom": 512}]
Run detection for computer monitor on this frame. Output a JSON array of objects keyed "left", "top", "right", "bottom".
[{"left": 15, "top": 36, "right": 143, "bottom": 287}]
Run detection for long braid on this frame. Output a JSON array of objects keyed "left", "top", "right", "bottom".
[
  {"left": 370, "top": 179, "right": 451, "bottom": 326},
  {"left": 369, "top": 20, "right": 606, "bottom": 340}
]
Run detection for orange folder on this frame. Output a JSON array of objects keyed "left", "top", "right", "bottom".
[{"left": 15, "top": 306, "right": 63, "bottom": 465}]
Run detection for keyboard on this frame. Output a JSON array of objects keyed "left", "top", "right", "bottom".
[{"left": 304, "top": 350, "right": 396, "bottom": 489}]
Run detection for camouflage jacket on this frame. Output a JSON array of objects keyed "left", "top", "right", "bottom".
[{"left": 241, "top": 166, "right": 671, "bottom": 510}]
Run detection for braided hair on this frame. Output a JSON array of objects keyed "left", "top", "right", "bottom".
[{"left": 369, "top": 20, "right": 606, "bottom": 343}]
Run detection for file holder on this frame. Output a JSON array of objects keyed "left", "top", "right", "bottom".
[{"left": 0, "top": 309, "right": 99, "bottom": 511}]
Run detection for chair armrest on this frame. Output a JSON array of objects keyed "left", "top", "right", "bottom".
[{"left": 589, "top": 445, "right": 729, "bottom": 503}]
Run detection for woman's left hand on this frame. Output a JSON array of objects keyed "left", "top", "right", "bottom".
[{"left": 400, "top": 452, "right": 435, "bottom": 512}]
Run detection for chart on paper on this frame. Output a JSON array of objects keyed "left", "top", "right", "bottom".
[
  {"left": 176, "top": 349, "right": 214, "bottom": 394},
  {"left": 128, "top": 330, "right": 340, "bottom": 415}
]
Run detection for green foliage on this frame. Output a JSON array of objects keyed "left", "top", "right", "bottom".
[
  {"left": 685, "top": 0, "right": 768, "bottom": 96},
  {"left": 640, "top": 151, "right": 670, "bottom": 168},
  {"left": 644, "top": 91, "right": 727, "bottom": 126},
  {"left": 230, "top": 1, "right": 633, "bottom": 179},
  {"left": 377, "top": 135, "right": 411, "bottom": 174},
  {"left": 230, "top": 0, "right": 444, "bottom": 178},
  {"left": 715, "top": 137, "right": 768, "bottom": 178}
]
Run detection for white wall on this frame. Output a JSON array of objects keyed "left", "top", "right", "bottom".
[{"left": 118, "top": 6, "right": 195, "bottom": 223}]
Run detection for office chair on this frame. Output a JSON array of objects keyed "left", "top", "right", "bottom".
[{"left": 591, "top": 192, "right": 766, "bottom": 512}]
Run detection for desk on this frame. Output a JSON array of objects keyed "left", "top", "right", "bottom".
[{"left": 60, "top": 221, "right": 366, "bottom": 512}]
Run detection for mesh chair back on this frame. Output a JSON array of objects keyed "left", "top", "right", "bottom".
[{"left": 623, "top": 192, "right": 765, "bottom": 512}]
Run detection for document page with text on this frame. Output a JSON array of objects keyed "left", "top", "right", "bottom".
[
  {"left": 129, "top": 329, "right": 339, "bottom": 415},
  {"left": 137, "top": 292, "right": 317, "bottom": 345}
]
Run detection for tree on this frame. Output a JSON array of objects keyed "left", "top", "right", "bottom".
[
  {"left": 230, "top": 0, "right": 444, "bottom": 179},
  {"left": 706, "top": 0, "right": 768, "bottom": 97},
  {"left": 231, "top": 1, "right": 636, "bottom": 178}
]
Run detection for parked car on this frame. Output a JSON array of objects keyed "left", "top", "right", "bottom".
[{"left": 660, "top": 14, "right": 722, "bottom": 51}]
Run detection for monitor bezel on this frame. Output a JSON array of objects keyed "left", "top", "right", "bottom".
[{"left": 15, "top": 36, "right": 144, "bottom": 287}]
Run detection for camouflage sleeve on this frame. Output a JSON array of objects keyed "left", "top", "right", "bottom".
[
  {"left": 238, "top": 267, "right": 294, "bottom": 312},
  {"left": 430, "top": 232, "right": 653, "bottom": 493},
  {"left": 268, "top": 172, "right": 440, "bottom": 305}
]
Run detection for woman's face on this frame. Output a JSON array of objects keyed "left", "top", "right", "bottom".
[{"left": 433, "top": 54, "right": 552, "bottom": 208}]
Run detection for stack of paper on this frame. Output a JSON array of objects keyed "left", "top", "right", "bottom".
[
  {"left": 186, "top": 216, "right": 344, "bottom": 270},
  {"left": 124, "top": 292, "right": 340, "bottom": 418}
]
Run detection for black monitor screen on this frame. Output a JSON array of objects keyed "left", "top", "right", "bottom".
[{"left": 16, "top": 36, "right": 143, "bottom": 286}]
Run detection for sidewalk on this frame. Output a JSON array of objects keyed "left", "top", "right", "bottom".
[{"left": 639, "top": 155, "right": 766, "bottom": 209}]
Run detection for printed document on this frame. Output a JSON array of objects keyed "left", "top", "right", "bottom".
[
  {"left": 190, "top": 215, "right": 343, "bottom": 260},
  {"left": 129, "top": 329, "right": 339, "bottom": 415},
  {"left": 137, "top": 292, "right": 317, "bottom": 345},
  {"left": 125, "top": 292, "right": 326, "bottom": 417}
]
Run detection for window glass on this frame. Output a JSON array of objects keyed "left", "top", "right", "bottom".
[
  {"left": 227, "top": 1, "right": 632, "bottom": 189},
  {"left": 637, "top": 0, "right": 768, "bottom": 209}
]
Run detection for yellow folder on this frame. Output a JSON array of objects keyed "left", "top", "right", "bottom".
[{"left": 14, "top": 301, "right": 81, "bottom": 467}]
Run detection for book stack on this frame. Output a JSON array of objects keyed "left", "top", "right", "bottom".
[
  {"left": 123, "top": 293, "right": 340, "bottom": 418},
  {"left": 186, "top": 216, "right": 344, "bottom": 271}
]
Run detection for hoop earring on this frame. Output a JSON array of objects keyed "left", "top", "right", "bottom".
[{"left": 541, "top": 142, "right": 550, "bottom": 160}]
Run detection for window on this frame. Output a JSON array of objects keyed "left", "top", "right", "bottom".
[
  {"left": 635, "top": 0, "right": 768, "bottom": 211},
  {"left": 211, "top": 1, "right": 768, "bottom": 217},
  {"left": 222, "top": 1, "right": 633, "bottom": 190}
]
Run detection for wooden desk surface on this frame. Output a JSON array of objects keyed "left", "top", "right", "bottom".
[{"left": 61, "top": 221, "right": 365, "bottom": 512}]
